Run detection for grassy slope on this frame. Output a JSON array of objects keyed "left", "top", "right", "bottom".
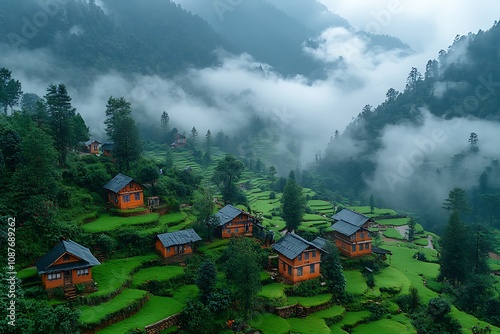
[
  {"left": 82, "top": 213, "right": 160, "bottom": 233},
  {"left": 131, "top": 266, "right": 184, "bottom": 287}
]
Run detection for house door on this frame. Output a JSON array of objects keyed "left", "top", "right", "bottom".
[
  {"left": 179, "top": 245, "right": 185, "bottom": 254},
  {"left": 174, "top": 245, "right": 179, "bottom": 254},
  {"left": 245, "top": 224, "right": 249, "bottom": 233},
  {"left": 64, "top": 271, "right": 72, "bottom": 285}
]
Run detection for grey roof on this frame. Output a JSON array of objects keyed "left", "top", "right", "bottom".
[
  {"left": 272, "top": 233, "right": 324, "bottom": 260},
  {"left": 311, "top": 237, "right": 328, "bottom": 251},
  {"left": 36, "top": 240, "right": 100, "bottom": 274},
  {"left": 157, "top": 229, "right": 202, "bottom": 248},
  {"left": 103, "top": 173, "right": 134, "bottom": 193},
  {"left": 101, "top": 142, "right": 114, "bottom": 150},
  {"left": 214, "top": 204, "right": 247, "bottom": 226},
  {"left": 331, "top": 220, "right": 361, "bottom": 236},
  {"left": 332, "top": 209, "right": 371, "bottom": 227},
  {"left": 85, "top": 139, "right": 101, "bottom": 146},
  {"left": 372, "top": 247, "right": 393, "bottom": 255}
]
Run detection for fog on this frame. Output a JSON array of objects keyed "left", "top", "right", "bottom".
[{"left": 2, "top": 0, "right": 499, "bottom": 177}]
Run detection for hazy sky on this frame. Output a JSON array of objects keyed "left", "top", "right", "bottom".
[{"left": 320, "top": 0, "right": 500, "bottom": 55}]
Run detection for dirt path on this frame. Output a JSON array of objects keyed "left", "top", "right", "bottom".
[
  {"left": 394, "top": 225, "right": 408, "bottom": 239},
  {"left": 490, "top": 252, "right": 500, "bottom": 260},
  {"left": 425, "top": 235, "right": 434, "bottom": 250}
]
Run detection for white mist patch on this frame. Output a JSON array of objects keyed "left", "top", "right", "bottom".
[{"left": 367, "top": 110, "right": 500, "bottom": 209}]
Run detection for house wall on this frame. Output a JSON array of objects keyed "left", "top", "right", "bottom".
[
  {"left": 155, "top": 239, "right": 193, "bottom": 258},
  {"left": 108, "top": 181, "right": 144, "bottom": 209},
  {"left": 334, "top": 230, "right": 372, "bottom": 257},
  {"left": 41, "top": 267, "right": 93, "bottom": 289},
  {"left": 277, "top": 252, "right": 321, "bottom": 283},
  {"left": 221, "top": 213, "right": 254, "bottom": 238}
]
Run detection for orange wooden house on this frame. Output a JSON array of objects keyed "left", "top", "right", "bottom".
[
  {"left": 103, "top": 173, "right": 144, "bottom": 210},
  {"left": 331, "top": 209, "right": 373, "bottom": 257},
  {"left": 84, "top": 140, "right": 101, "bottom": 154},
  {"left": 272, "top": 233, "right": 327, "bottom": 283},
  {"left": 170, "top": 133, "right": 187, "bottom": 149},
  {"left": 36, "top": 239, "right": 100, "bottom": 290},
  {"left": 101, "top": 142, "right": 114, "bottom": 157},
  {"left": 213, "top": 204, "right": 256, "bottom": 238},
  {"left": 155, "top": 229, "right": 202, "bottom": 259}
]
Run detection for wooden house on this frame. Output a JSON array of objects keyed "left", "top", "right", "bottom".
[
  {"left": 36, "top": 239, "right": 100, "bottom": 290},
  {"left": 170, "top": 133, "right": 187, "bottom": 149},
  {"left": 101, "top": 142, "right": 114, "bottom": 157},
  {"left": 213, "top": 204, "right": 256, "bottom": 238},
  {"left": 84, "top": 140, "right": 101, "bottom": 155},
  {"left": 272, "top": 233, "right": 327, "bottom": 283},
  {"left": 331, "top": 209, "right": 373, "bottom": 257},
  {"left": 155, "top": 229, "right": 202, "bottom": 259},
  {"left": 103, "top": 173, "right": 144, "bottom": 210}
]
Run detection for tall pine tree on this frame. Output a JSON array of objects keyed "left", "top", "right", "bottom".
[{"left": 281, "top": 176, "right": 306, "bottom": 232}]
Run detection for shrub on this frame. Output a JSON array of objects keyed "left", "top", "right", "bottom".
[
  {"left": 288, "top": 279, "right": 324, "bottom": 297},
  {"left": 269, "top": 191, "right": 276, "bottom": 199}
]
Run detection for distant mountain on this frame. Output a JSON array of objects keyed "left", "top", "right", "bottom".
[
  {"left": 0, "top": 0, "right": 230, "bottom": 86},
  {"left": 175, "top": 0, "right": 411, "bottom": 78}
]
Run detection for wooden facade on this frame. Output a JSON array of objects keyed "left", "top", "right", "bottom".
[
  {"left": 155, "top": 229, "right": 202, "bottom": 259},
  {"left": 36, "top": 240, "right": 100, "bottom": 290},
  {"left": 214, "top": 205, "right": 255, "bottom": 238},
  {"left": 272, "top": 233, "right": 327, "bottom": 283},
  {"left": 104, "top": 173, "right": 144, "bottom": 210},
  {"left": 84, "top": 140, "right": 101, "bottom": 155},
  {"left": 334, "top": 226, "right": 372, "bottom": 257},
  {"left": 331, "top": 209, "right": 373, "bottom": 258}
]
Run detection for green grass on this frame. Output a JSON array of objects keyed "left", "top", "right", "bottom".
[
  {"left": 347, "top": 206, "right": 398, "bottom": 215},
  {"left": 451, "top": 306, "right": 500, "bottom": 333},
  {"left": 198, "top": 239, "right": 230, "bottom": 257},
  {"left": 249, "top": 313, "right": 291, "bottom": 334},
  {"left": 353, "top": 318, "right": 415, "bottom": 334},
  {"left": 260, "top": 271, "right": 271, "bottom": 281},
  {"left": 258, "top": 283, "right": 289, "bottom": 299},
  {"left": 377, "top": 218, "right": 410, "bottom": 226},
  {"left": 375, "top": 267, "right": 411, "bottom": 295},
  {"left": 131, "top": 266, "right": 184, "bottom": 287},
  {"left": 413, "top": 238, "right": 429, "bottom": 246},
  {"left": 88, "top": 254, "right": 157, "bottom": 298},
  {"left": 96, "top": 295, "right": 184, "bottom": 334},
  {"left": 82, "top": 213, "right": 160, "bottom": 232},
  {"left": 287, "top": 317, "right": 330, "bottom": 334},
  {"left": 17, "top": 267, "right": 37, "bottom": 279},
  {"left": 382, "top": 244, "right": 439, "bottom": 303},
  {"left": 287, "top": 294, "right": 332, "bottom": 307},
  {"left": 79, "top": 289, "right": 147, "bottom": 325},
  {"left": 345, "top": 270, "right": 368, "bottom": 295},
  {"left": 158, "top": 212, "right": 187, "bottom": 227},
  {"left": 329, "top": 311, "right": 371, "bottom": 333},
  {"left": 308, "top": 305, "right": 345, "bottom": 320},
  {"left": 383, "top": 228, "right": 405, "bottom": 240},
  {"left": 171, "top": 285, "right": 198, "bottom": 303}
]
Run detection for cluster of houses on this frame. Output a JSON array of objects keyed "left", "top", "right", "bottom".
[
  {"left": 35, "top": 172, "right": 384, "bottom": 292},
  {"left": 82, "top": 140, "right": 114, "bottom": 157}
]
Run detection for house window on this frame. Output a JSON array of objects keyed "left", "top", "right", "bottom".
[
  {"left": 123, "top": 194, "right": 130, "bottom": 202},
  {"left": 48, "top": 273, "right": 61, "bottom": 281},
  {"left": 129, "top": 183, "right": 133, "bottom": 189},
  {"left": 352, "top": 244, "right": 356, "bottom": 252},
  {"left": 226, "top": 229, "right": 230, "bottom": 234},
  {"left": 305, "top": 252, "right": 309, "bottom": 260},
  {"left": 282, "top": 261, "right": 286, "bottom": 271},
  {"left": 134, "top": 192, "right": 141, "bottom": 201},
  {"left": 77, "top": 268, "right": 89, "bottom": 276},
  {"left": 350, "top": 234, "right": 356, "bottom": 240},
  {"left": 312, "top": 251, "right": 316, "bottom": 258},
  {"left": 310, "top": 264, "right": 315, "bottom": 274},
  {"left": 298, "top": 254, "right": 302, "bottom": 261},
  {"left": 297, "top": 267, "right": 303, "bottom": 276},
  {"left": 359, "top": 243, "right": 364, "bottom": 251},
  {"left": 360, "top": 232, "right": 365, "bottom": 239},
  {"left": 288, "top": 265, "right": 292, "bottom": 276},
  {"left": 167, "top": 247, "right": 171, "bottom": 252},
  {"left": 235, "top": 228, "right": 239, "bottom": 233},
  {"left": 63, "top": 254, "right": 70, "bottom": 261},
  {"left": 366, "top": 243, "right": 370, "bottom": 250}
]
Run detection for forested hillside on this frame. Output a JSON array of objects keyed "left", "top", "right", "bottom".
[
  {"left": 0, "top": 0, "right": 228, "bottom": 86},
  {"left": 317, "top": 21, "right": 500, "bottom": 232}
]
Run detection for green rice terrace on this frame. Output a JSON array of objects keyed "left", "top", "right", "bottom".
[{"left": 14, "top": 147, "right": 500, "bottom": 334}]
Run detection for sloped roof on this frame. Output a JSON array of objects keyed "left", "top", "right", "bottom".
[
  {"left": 372, "top": 247, "right": 393, "bottom": 255},
  {"left": 214, "top": 204, "right": 249, "bottom": 226},
  {"left": 36, "top": 240, "right": 100, "bottom": 274},
  {"left": 85, "top": 139, "right": 101, "bottom": 146},
  {"left": 331, "top": 220, "right": 361, "bottom": 236},
  {"left": 311, "top": 237, "right": 328, "bottom": 251},
  {"left": 103, "top": 173, "right": 135, "bottom": 193},
  {"left": 272, "top": 233, "right": 324, "bottom": 260},
  {"left": 101, "top": 142, "right": 114, "bottom": 150},
  {"left": 157, "top": 229, "right": 202, "bottom": 248},
  {"left": 332, "top": 209, "right": 371, "bottom": 227}
]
